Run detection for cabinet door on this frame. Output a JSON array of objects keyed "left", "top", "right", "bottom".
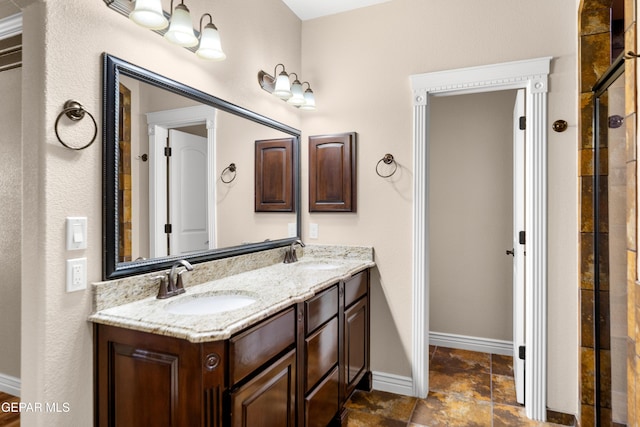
[
  {"left": 255, "top": 138, "right": 295, "bottom": 212},
  {"left": 344, "top": 297, "right": 368, "bottom": 397},
  {"left": 309, "top": 132, "right": 357, "bottom": 212},
  {"left": 230, "top": 349, "right": 296, "bottom": 427},
  {"left": 95, "top": 325, "right": 204, "bottom": 427}
]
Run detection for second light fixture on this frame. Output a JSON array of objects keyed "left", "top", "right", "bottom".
[{"left": 258, "top": 64, "right": 316, "bottom": 110}]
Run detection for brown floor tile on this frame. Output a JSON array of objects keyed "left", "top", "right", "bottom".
[
  {"left": 429, "top": 368, "right": 492, "bottom": 401},
  {"left": 492, "top": 354, "right": 514, "bottom": 376},
  {"left": 345, "top": 409, "right": 408, "bottom": 427},
  {"left": 430, "top": 347, "right": 491, "bottom": 374},
  {"left": 410, "top": 391, "right": 492, "bottom": 427},
  {"left": 344, "top": 389, "right": 417, "bottom": 422},
  {"left": 493, "top": 403, "right": 567, "bottom": 427},
  {"left": 492, "top": 374, "right": 518, "bottom": 406}
]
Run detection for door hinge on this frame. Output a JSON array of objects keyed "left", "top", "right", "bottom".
[
  {"left": 164, "top": 223, "right": 172, "bottom": 234},
  {"left": 519, "top": 346, "right": 526, "bottom": 360},
  {"left": 519, "top": 231, "right": 526, "bottom": 245},
  {"left": 519, "top": 116, "right": 526, "bottom": 130},
  {"left": 164, "top": 146, "right": 172, "bottom": 157}
]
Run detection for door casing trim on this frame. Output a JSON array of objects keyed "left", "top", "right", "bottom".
[{"left": 410, "top": 56, "right": 552, "bottom": 421}]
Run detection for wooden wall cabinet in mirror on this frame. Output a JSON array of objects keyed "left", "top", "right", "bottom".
[
  {"left": 309, "top": 133, "right": 357, "bottom": 212},
  {"left": 255, "top": 138, "right": 296, "bottom": 212}
]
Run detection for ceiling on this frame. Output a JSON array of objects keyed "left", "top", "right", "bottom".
[{"left": 281, "top": 0, "right": 392, "bottom": 21}]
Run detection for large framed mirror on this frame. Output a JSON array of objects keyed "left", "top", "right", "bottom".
[{"left": 103, "top": 53, "right": 301, "bottom": 279}]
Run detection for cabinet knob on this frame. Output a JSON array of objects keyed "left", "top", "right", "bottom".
[{"left": 205, "top": 353, "right": 220, "bottom": 371}]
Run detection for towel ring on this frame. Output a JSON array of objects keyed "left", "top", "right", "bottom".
[
  {"left": 221, "top": 163, "right": 237, "bottom": 183},
  {"left": 376, "top": 153, "right": 397, "bottom": 178},
  {"left": 54, "top": 100, "right": 98, "bottom": 151}
]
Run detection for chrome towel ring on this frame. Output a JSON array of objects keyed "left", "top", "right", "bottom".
[
  {"left": 376, "top": 153, "right": 397, "bottom": 178},
  {"left": 54, "top": 100, "right": 98, "bottom": 150}
]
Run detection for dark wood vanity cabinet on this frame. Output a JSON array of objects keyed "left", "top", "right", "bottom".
[{"left": 94, "top": 270, "right": 370, "bottom": 427}]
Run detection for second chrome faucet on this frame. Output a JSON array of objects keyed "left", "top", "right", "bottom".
[{"left": 156, "top": 259, "right": 194, "bottom": 299}]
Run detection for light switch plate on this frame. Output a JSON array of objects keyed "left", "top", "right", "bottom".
[
  {"left": 288, "top": 222, "right": 296, "bottom": 238},
  {"left": 66, "top": 217, "right": 87, "bottom": 250}
]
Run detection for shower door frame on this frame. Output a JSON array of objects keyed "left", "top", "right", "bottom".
[{"left": 410, "top": 56, "right": 552, "bottom": 421}]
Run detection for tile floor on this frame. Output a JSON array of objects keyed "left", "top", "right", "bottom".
[{"left": 344, "top": 346, "right": 569, "bottom": 427}]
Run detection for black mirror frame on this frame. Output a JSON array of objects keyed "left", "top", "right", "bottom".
[{"left": 103, "top": 53, "right": 301, "bottom": 280}]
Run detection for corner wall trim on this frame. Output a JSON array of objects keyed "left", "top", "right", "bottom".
[
  {"left": 0, "top": 13, "right": 22, "bottom": 40},
  {"left": 0, "top": 373, "right": 20, "bottom": 397},
  {"left": 429, "top": 332, "right": 512, "bottom": 356},
  {"left": 371, "top": 371, "right": 414, "bottom": 396}
]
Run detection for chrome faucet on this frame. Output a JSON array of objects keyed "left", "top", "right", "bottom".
[
  {"left": 283, "top": 239, "right": 305, "bottom": 264},
  {"left": 155, "top": 260, "right": 194, "bottom": 299}
]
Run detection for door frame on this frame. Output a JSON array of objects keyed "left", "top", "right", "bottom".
[
  {"left": 146, "top": 105, "right": 217, "bottom": 258},
  {"left": 410, "top": 56, "right": 552, "bottom": 421}
]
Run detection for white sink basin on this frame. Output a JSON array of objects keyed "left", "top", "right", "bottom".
[
  {"left": 296, "top": 262, "right": 341, "bottom": 271},
  {"left": 165, "top": 293, "right": 257, "bottom": 316}
]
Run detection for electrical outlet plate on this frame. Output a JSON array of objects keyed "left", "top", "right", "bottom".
[
  {"left": 287, "top": 222, "right": 296, "bottom": 238},
  {"left": 309, "top": 223, "right": 319, "bottom": 239},
  {"left": 66, "top": 258, "right": 87, "bottom": 292}
]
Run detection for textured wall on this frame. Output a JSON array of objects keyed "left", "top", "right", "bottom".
[
  {"left": 19, "top": 0, "right": 301, "bottom": 425},
  {"left": 301, "top": 0, "right": 579, "bottom": 414},
  {"left": 0, "top": 66, "right": 21, "bottom": 381}
]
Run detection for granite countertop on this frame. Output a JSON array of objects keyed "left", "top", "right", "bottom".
[{"left": 89, "top": 250, "right": 374, "bottom": 343}]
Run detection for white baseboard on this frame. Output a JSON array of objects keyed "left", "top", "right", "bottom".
[
  {"left": 0, "top": 372, "right": 20, "bottom": 397},
  {"left": 429, "top": 331, "right": 512, "bottom": 356},
  {"left": 372, "top": 371, "right": 413, "bottom": 396}
]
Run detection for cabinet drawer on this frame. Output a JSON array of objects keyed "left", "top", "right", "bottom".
[
  {"left": 344, "top": 271, "right": 368, "bottom": 308},
  {"left": 305, "top": 316, "right": 338, "bottom": 393},
  {"left": 229, "top": 307, "right": 296, "bottom": 386},
  {"left": 305, "top": 285, "right": 338, "bottom": 334},
  {"left": 305, "top": 366, "right": 339, "bottom": 427}
]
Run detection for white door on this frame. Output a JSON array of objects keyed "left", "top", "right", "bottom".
[
  {"left": 512, "top": 89, "right": 526, "bottom": 405},
  {"left": 169, "top": 129, "right": 209, "bottom": 255}
]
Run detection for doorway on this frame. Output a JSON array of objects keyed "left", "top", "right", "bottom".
[
  {"left": 146, "top": 105, "right": 217, "bottom": 258},
  {"left": 411, "top": 56, "right": 552, "bottom": 420},
  {"left": 428, "top": 89, "right": 525, "bottom": 402}
]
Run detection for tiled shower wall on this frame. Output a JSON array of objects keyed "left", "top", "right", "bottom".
[{"left": 578, "top": 0, "right": 638, "bottom": 425}]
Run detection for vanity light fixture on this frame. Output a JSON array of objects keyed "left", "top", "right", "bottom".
[
  {"left": 272, "top": 64, "right": 292, "bottom": 99},
  {"left": 299, "top": 82, "right": 316, "bottom": 110},
  {"left": 196, "top": 13, "right": 226, "bottom": 61},
  {"left": 129, "top": 0, "right": 168, "bottom": 29},
  {"left": 164, "top": 1, "right": 198, "bottom": 47},
  {"left": 287, "top": 74, "right": 305, "bottom": 106},
  {"left": 258, "top": 64, "right": 317, "bottom": 110},
  {"left": 123, "top": 0, "right": 226, "bottom": 60}
]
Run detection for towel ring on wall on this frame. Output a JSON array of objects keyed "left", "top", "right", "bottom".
[
  {"left": 221, "top": 163, "right": 237, "bottom": 183},
  {"left": 376, "top": 153, "right": 397, "bottom": 178},
  {"left": 54, "top": 100, "right": 98, "bottom": 150}
]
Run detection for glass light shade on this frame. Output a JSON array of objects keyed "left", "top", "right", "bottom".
[
  {"left": 164, "top": 4, "right": 198, "bottom": 47},
  {"left": 129, "top": 0, "right": 168, "bottom": 29},
  {"left": 299, "top": 89, "right": 316, "bottom": 110},
  {"left": 273, "top": 71, "right": 292, "bottom": 99},
  {"left": 196, "top": 23, "right": 226, "bottom": 60},
  {"left": 287, "top": 80, "right": 305, "bottom": 105}
]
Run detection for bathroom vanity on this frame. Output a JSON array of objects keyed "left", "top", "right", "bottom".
[{"left": 91, "top": 247, "right": 373, "bottom": 427}]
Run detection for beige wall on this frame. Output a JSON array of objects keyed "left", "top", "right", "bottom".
[
  {"left": 300, "top": 0, "right": 578, "bottom": 414},
  {"left": 20, "top": 0, "right": 301, "bottom": 425},
  {"left": 14, "top": 0, "right": 580, "bottom": 422},
  {"left": 0, "top": 66, "right": 21, "bottom": 381},
  {"left": 429, "top": 90, "right": 515, "bottom": 341}
]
